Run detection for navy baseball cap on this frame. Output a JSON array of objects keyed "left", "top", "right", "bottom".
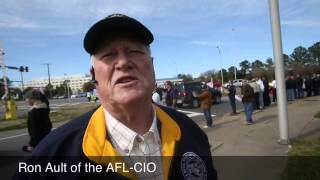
[{"left": 84, "top": 14, "right": 154, "bottom": 54}]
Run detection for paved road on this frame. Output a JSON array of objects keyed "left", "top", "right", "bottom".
[
  {"left": 0, "top": 97, "right": 243, "bottom": 179},
  {"left": 0, "top": 97, "right": 90, "bottom": 117}
]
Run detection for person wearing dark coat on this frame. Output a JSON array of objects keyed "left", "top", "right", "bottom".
[
  {"left": 312, "top": 74, "right": 319, "bottom": 96},
  {"left": 286, "top": 76, "right": 295, "bottom": 101},
  {"left": 227, "top": 80, "right": 237, "bottom": 115},
  {"left": 262, "top": 77, "right": 270, "bottom": 106},
  {"left": 241, "top": 81, "right": 255, "bottom": 125},
  {"left": 296, "top": 74, "right": 304, "bottom": 98},
  {"left": 23, "top": 90, "right": 52, "bottom": 152},
  {"left": 305, "top": 75, "right": 313, "bottom": 97}
]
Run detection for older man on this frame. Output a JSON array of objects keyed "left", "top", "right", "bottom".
[{"left": 14, "top": 14, "right": 217, "bottom": 180}]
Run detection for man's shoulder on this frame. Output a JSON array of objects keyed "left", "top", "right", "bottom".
[{"left": 32, "top": 108, "right": 97, "bottom": 156}]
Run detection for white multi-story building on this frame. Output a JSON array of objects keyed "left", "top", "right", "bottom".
[{"left": 23, "top": 74, "right": 92, "bottom": 93}]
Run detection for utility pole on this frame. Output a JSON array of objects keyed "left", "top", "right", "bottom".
[
  {"left": 216, "top": 46, "right": 224, "bottom": 92},
  {"left": 44, "top": 63, "right": 51, "bottom": 85},
  {"left": 0, "top": 46, "right": 8, "bottom": 100},
  {"left": 269, "top": 0, "right": 289, "bottom": 144},
  {"left": 20, "top": 70, "right": 24, "bottom": 91},
  {"left": 43, "top": 63, "right": 52, "bottom": 98},
  {"left": 232, "top": 28, "right": 237, "bottom": 80},
  {"left": 64, "top": 73, "right": 70, "bottom": 103}
]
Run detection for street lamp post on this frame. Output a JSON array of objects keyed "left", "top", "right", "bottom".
[
  {"left": 64, "top": 74, "right": 71, "bottom": 104},
  {"left": 20, "top": 70, "right": 24, "bottom": 91},
  {"left": 216, "top": 46, "right": 224, "bottom": 92},
  {"left": 231, "top": 28, "right": 237, "bottom": 80},
  {"left": 0, "top": 47, "right": 8, "bottom": 100},
  {"left": 269, "top": 0, "right": 289, "bottom": 144}
]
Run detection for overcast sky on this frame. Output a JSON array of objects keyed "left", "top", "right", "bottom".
[{"left": 0, "top": 0, "right": 319, "bottom": 86}]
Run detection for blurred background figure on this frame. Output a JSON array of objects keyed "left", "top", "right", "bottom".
[
  {"left": 152, "top": 84, "right": 163, "bottom": 105},
  {"left": 257, "top": 77, "right": 265, "bottom": 109},
  {"left": 305, "top": 75, "right": 313, "bottom": 97},
  {"left": 296, "top": 74, "right": 304, "bottom": 99},
  {"left": 286, "top": 75, "right": 295, "bottom": 101},
  {"left": 226, "top": 80, "right": 238, "bottom": 115},
  {"left": 241, "top": 81, "right": 255, "bottom": 125},
  {"left": 193, "top": 85, "right": 213, "bottom": 128},
  {"left": 22, "top": 89, "right": 52, "bottom": 152},
  {"left": 165, "top": 81, "right": 178, "bottom": 109},
  {"left": 249, "top": 79, "right": 261, "bottom": 110},
  {"left": 312, "top": 74, "right": 319, "bottom": 96},
  {"left": 262, "top": 76, "right": 271, "bottom": 107},
  {"left": 271, "top": 79, "right": 277, "bottom": 103}
]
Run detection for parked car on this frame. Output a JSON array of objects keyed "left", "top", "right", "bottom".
[
  {"left": 70, "top": 94, "right": 78, "bottom": 99},
  {"left": 176, "top": 81, "right": 222, "bottom": 108},
  {"left": 224, "top": 79, "right": 244, "bottom": 88}
]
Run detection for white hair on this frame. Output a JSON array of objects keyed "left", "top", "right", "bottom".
[{"left": 90, "top": 56, "right": 95, "bottom": 68}]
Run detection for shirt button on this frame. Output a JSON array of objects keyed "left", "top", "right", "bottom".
[{"left": 124, "top": 149, "right": 129, "bottom": 153}]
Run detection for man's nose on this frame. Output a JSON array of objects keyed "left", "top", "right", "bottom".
[{"left": 115, "top": 53, "right": 133, "bottom": 71}]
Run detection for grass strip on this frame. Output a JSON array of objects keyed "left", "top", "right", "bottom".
[
  {"left": 0, "top": 103, "right": 98, "bottom": 132},
  {"left": 282, "top": 138, "right": 320, "bottom": 180}
]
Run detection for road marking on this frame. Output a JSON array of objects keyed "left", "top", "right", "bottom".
[
  {"left": 0, "top": 133, "right": 28, "bottom": 142},
  {"left": 0, "top": 128, "right": 57, "bottom": 142},
  {"left": 54, "top": 103, "right": 69, "bottom": 107},
  {"left": 70, "top": 102, "right": 81, "bottom": 106},
  {"left": 178, "top": 110, "right": 216, "bottom": 117}
]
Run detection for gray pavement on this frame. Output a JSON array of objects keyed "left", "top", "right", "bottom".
[{"left": 205, "top": 95, "right": 320, "bottom": 180}]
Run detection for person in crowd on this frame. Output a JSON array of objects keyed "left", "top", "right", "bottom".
[
  {"left": 291, "top": 75, "right": 297, "bottom": 99},
  {"left": 15, "top": 14, "right": 217, "bottom": 180},
  {"left": 227, "top": 80, "right": 238, "bottom": 115},
  {"left": 312, "top": 74, "right": 319, "bottom": 96},
  {"left": 296, "top": 74, "right": 304, "bottom": 99},
  {"left": 305, "top": 75, "right": 313, "bottom": 97},
  {"left": 262, "top": 76, "right": 271, "bottom": 106},
  {"left": 286, "top": 75, "right": 294, "bottom": 101},
  {"left": 155, "top": 85, "right": 163, "bottom": 102},
  {"left": 22, "top": 89, "right": 52, "bottom": 153},
  {"left": 317, "top": 74, "right": 320, "bottom": 95},
  {"left": 152, "top": 86, "right": 162, "bottom": 105},
  {"left": 193, "top": 85, "right": 213, "bottom": 128},
  {"left": 165, "top": 80, "right": 178, "bottom": 109},
  {"left": 241, "top": 81, "right": 255, "bottom": 125},
  {"left": 249, "top": 78, "right": 261, "bottom": 110},
  {"left": 271, "top": 79, "right": 277, "bottom": 102},
  {"left": 257, "top": 77, "right": 265, "bottom": 109}
]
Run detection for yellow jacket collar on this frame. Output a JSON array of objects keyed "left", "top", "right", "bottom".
[{"left": 82, "top": 105, "right": 181, "bottom": 180}]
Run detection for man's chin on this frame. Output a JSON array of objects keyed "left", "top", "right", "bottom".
[{"left": 115, "top": 93, "right": 147, "bottom": 105}]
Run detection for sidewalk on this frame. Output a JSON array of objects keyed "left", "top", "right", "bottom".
[{"left": 205, "top": 95, "right": 320, "bottom": 180}]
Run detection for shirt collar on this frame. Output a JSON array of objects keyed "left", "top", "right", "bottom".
[{"left": 103, "top": 107, "right": 160, "bottom": 155}]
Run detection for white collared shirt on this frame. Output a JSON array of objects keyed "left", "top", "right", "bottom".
[{"left": 103, "top": 107, "right": 163, "bottom": 180}]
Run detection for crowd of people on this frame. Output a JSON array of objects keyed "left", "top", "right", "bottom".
[{"left": 235, "top": 74, "right": 320, "bottom": 125}]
